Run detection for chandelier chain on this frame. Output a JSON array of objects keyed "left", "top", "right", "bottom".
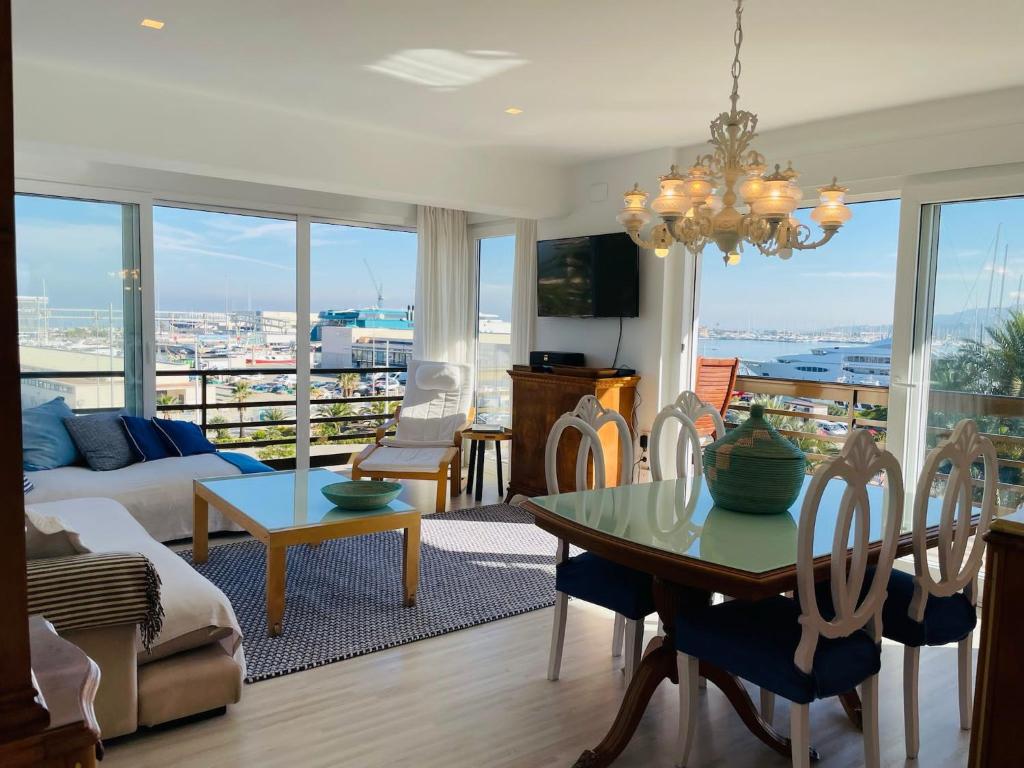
[{"left": 730, "top": 0, "right": 744, "bottom": 114}]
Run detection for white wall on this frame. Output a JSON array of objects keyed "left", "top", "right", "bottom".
[
  {"left": 14, "top": 58, "right": 571, "bottom": 221},
  {"left": 536, "top": 147, "right": 675, "bottom": 432}
]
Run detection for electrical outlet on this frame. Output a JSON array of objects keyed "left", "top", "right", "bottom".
[{"left": 639, "top": 432, "right": 650, "bottom": 450}]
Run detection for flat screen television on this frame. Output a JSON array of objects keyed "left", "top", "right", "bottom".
[{"left": 536, "top": 232, "right": 639, "bottom": 318}]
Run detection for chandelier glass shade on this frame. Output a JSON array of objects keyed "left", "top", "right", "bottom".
[{"left": 617, "top": 0, "right": 852, "bottom": 265}]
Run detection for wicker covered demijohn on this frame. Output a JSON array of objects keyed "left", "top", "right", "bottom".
[{"left": 702, "top": 403, "right": 807, "bottom": 514}]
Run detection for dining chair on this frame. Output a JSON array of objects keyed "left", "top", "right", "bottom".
[
  {"left": 889, "top": 419, "right": 996, "bottom": 759},
  {"left": 674, "top": 429, "right": 905, "bottom": 768},
  {"left": 546, "top": 394, "right": 654, "bottom": 683},
  {"left": 650, "top": 391, "right": 726, "bottom": 482}
]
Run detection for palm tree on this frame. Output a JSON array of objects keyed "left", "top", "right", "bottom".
[
  {"left": 337, "top": 372, "right": 361, "bottom": 398},
  {"left": 315, "top": 402, "right": 354, "bottom": 440},
  {"left": 208, "top": 414, "right": 231, "bottom": 442},
  {"left": 156, "top": 392, "right": 181, "bottom": 418},
  {"left": 985, "top": 310, "right": 1024, "bottom": 396},
  {"left": 231, "top": 380, "right": 253, "bottom": 438},
  {"left": 263, "top": 407, "right": 286, "bottom": 423}
]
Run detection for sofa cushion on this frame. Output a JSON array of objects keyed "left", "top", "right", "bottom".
[
  {"left": 22, "top": 397, "right": 81, "bottom": 471},
  {"left": 122, "top": 415, "right": 173, "bottom": 462},
  {"left": 25, "top": 497, "right": 245, "bottom": 676},
  {"left": 138, "top": 643, "right": 242, "bottom": 728},
  {"left": 153, "top": 418, "right": 217, "bottom": 457},
  {"left": 64, "top": 411, "right": 135, "bottom": 471},
  {"left": 25, "top": 454, "right": 244, "bottom": 542}
]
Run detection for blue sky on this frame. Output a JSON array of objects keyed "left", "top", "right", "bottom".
[{"left": 15, "top": 194, "right": 1023, "bottom": 330}]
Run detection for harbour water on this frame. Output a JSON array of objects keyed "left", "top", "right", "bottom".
[{"left": 696, "top": 338, "right": 852, "bottom": 364}]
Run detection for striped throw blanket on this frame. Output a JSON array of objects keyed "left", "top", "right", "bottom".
[{"left": 27, "top": 552, "right": 165, "bottom": 650}]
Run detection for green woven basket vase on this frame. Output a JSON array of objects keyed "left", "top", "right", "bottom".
[{"left": 702, "top": 404, "right": 807, "bottom": 515}]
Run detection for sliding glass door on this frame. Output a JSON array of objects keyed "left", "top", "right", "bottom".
[
  {"left": 16, "top": 194, "right": 142, "bottom": 412},
  {"left": 913, "top": 195, "right": 1024, "bottom": 513}
]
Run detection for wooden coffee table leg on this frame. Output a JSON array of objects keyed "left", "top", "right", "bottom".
[
  {"left": 266, "top": 544, "right": 286, "bottom": 637},
  {"left": 839, "top": 689, "right": 863, "bottom": 729},
  {"left": 193, "top": 492, "right": 209, "bottom": 564},
  {"left": 403, "top": 518, "right": 421, "bottom": 607}
]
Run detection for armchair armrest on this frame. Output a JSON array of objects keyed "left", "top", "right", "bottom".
[
  {"left": 375, "top": 405, "right": 402, "bottom": 445},
  {"left": 452, "top": 407, "right": 477, "bottom": 447},
  {"left": 27, "top": 551, "right": 165, "bottom": 650}
]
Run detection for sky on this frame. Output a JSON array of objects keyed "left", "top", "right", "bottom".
[{"left": 14, "top": 194, "right": 1024, "bottom": 333}]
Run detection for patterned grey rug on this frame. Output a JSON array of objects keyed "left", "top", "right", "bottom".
[{"left": 178, "top": 504, "right": 560, "bottom": 683}]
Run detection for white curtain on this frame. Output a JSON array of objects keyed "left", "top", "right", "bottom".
[
  {"left": 510, "top": 218, "right": 538, "bottom": 365},
  {"left": 413, "top": 206, "right": 475, "bottom": 365}
]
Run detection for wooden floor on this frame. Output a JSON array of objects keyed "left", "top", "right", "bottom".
[{"left": 107, "top": 467, "right": 974, "bottom": 768}]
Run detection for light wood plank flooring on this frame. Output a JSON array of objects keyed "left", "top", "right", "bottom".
[{"left": 109, "top": 468, "right": 973, "bottom": 768}]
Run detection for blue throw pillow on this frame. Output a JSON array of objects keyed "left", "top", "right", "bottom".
[
  {"left": 22, "top": 397, "right": 81, "bottom": 471},
  {"left": 152, "top": 417, "right": 217, "bottom": 457},
  {"left": 121, "top": 415, "right": 173, "bottom": 462}
]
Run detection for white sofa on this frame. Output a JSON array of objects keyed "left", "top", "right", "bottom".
[
  {"left": 26, "top": 496, "right": 245, "bottom": 738},
  {"left": 27, "top": 453, "right": 246, "bottom": 542}
]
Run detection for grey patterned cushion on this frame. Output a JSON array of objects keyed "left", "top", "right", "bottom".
[{"left": 63, "top": 412, "right": 135, "bottom": 471}]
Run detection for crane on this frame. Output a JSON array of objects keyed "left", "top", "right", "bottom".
[{"left": 363, "top": 258, "right": 384, "bottom": 308}]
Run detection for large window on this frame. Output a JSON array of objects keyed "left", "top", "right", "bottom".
[
  {"left": 918, "top": 196, "right": 1024, "bottom": 512},
  {"left": 309, "top": 223, "right": 416, "bottom": 455},
  {"left": 476, "top": 235, "right": 514, "bottom": 426},
  {"left": 16, "top": 194, "right": 141, "bottom": 412},
  {"left": 153, "top": 206, "right": 297, "bottom": 461},
  {"left": 697, "top": 199, "right": 900, "bottom": 383},
  {"left": 695, "top": 199, "right": 900, "bottom": 461}
]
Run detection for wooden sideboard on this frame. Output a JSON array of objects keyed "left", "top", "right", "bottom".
[
  {"left": 969, "top": 510, "right": 1024, "bottom": 767},
  {"left": 507, "top": 366, "right": 640, "bottom": 499}
]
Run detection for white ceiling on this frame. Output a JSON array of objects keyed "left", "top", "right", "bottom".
[{"left": 13, "top": 0, "right": 1024, "bottom": 166}]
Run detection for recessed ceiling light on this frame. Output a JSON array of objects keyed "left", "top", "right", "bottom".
[
  {"left": 140, "top": 19, "right": 165, "bottom": 30},
  {"left": 504, "top": 107, "right": 523, "bottom": 115}
]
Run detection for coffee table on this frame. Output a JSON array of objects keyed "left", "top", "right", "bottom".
[{"left": 193, "top": 469, "right": 420, "bottom": 637}]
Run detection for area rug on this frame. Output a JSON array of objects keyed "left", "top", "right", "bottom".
[{"left": 178, "top": 503, "right": 562, "bottom": 683}]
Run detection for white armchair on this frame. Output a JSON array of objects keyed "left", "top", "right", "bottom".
[{"left": 351, "top": 360, "right": 474, "bottom": 513}]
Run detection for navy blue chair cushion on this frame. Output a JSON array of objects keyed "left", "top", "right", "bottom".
[
  {"left": 813, "top": 568, "right": 977, "bottom": 648},
  {"left": 676, "top": 596, "right": 881, "bottom": 705},
  {"left": 555, "top": 552, "right": 655, "bottom": 620}
]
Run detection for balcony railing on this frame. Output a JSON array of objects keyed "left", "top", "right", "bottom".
[
  {"left": 732, "top": 375, "right": 1023, "bottom": 512},
  {"left": 729, "top": 375, "right": 889, "bottom": 464}
]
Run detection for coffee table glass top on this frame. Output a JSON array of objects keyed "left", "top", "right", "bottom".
[
  {"left": 198, "top": 468, "right": 414, "bottom": 531},
  {"left": 531, "top": 475, "right": 945, "bottom": 575}
]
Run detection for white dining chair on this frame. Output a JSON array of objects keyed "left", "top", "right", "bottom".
[
  {"left": 886, "top": 419, "right": 997, "bottom": 759},
  {"left": 650, "top": 390, "right": 725, "bottom": 482},
  {"left": 546, "top": 395, "right": 653, "bottom": 683},
  {"left": 674, "top": 429, "right": 905, "bottom": 768}
]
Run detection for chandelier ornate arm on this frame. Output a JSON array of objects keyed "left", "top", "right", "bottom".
[{"left": 616, "top": 0, "right": 852, "bottom": 266}]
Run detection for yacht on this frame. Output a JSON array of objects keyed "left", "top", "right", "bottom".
[{"left": 743, "top": 339, "right": 892, "bottom": 385}]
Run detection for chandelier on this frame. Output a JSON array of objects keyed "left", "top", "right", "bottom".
[{"left": 617, "top": 0, "right": 851, "bottom": 265}]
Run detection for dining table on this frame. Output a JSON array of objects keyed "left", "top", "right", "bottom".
[{"left": 523, "top": 473, "right": 962, "bottom": 767}]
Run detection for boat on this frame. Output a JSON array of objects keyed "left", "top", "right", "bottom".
[{"left": 742, "top": 339, "right": 891, "bottom": 385}]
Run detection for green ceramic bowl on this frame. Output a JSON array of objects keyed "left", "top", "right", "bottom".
[{"left": 321, "top": 481, "right": 402, "bottom": 511}]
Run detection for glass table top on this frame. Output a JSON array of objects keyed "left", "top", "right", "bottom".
[
  {"left": 530, "top": 475, "right": 943, "bottom": 575},
  {"left": 198, "top": 469, "right": 414, "bottom": 531}
]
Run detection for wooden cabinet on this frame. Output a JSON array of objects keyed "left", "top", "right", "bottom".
[
  {"left": 507, "top": 367, "right": 640, "bottom": 499},
  {"left": 969, "top": 511, "right": 1024, "bottom": 767}
]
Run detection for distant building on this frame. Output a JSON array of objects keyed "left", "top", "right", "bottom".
[{"left": 313, "top": 308, "right": 415, "bottom": 368}]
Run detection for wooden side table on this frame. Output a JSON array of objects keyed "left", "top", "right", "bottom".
[{"left": 463, "top": 428, "right": 512, "bottom": 502}]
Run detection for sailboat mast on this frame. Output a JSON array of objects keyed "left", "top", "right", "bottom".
[
  {"left": 983, "top": 224, "right": 1001, "bottom": 341},
  {"left": 997, "top": 243, "right": 1009, "bottom": 318}
]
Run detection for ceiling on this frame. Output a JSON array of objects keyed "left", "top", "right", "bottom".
[{"left": 13, "top": 0, "right": 1024, "bottom": 166}]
